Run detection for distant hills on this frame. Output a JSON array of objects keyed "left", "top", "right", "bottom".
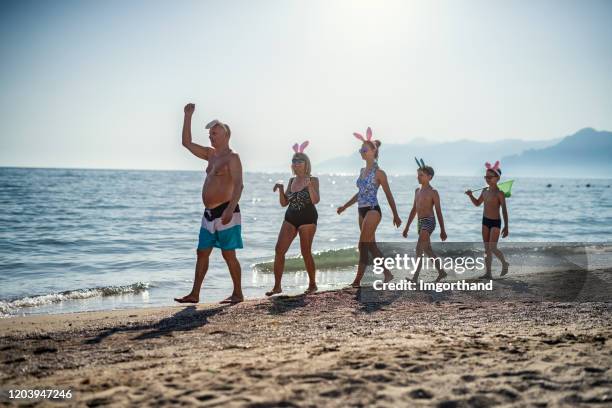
[
  {"left": 502, "top": 128, "right": 612, "bottom": 177},
  {"left": 317, "top": 128, "right": 612, "bottom": 178},
  {"left": 317, "top": 137, "right": 560, "bottom": 176}
]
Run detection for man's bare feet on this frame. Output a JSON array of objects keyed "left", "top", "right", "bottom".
[
  {"left": 501, "top": 262, "right": 510, "bottom": 276},
  {"left": 265, "top": 288, "right": 282, "bottom": 297},
  {"left": 220, "top": 295, "right": 244, "bottom": 304},
  {"left": 435, "top": 270, "right": 447, "bottom": 282},
  {"left": 383, "top": 271, "right": 394, "bottom": 283},
  {"left": 304, "top": 285, "right": 318, "bottom": 295},
  {"left": 174, "top": 295, "right": 199, "bottom": 303}
]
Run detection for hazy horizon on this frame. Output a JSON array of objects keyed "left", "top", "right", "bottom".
[
  {"left": 1, "top": 0, "right": 611, "bottom": 172},
  {"left": 0, "top": 132, "right": 568, "bottom": 173}
]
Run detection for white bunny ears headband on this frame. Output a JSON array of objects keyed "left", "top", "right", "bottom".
[
  {"left": 485, "top": 160, "right": 501, "bottom": 176},
  {"left": 292, "top": 141, "right": 309, "bottom": 153}
]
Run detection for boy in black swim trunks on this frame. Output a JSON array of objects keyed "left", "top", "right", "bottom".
[
  {"left": 402, "top": 158, "right": 448, "bottom": 282},
  {"left": 465, "top": 161, "right": 510, "bottom": 278}
]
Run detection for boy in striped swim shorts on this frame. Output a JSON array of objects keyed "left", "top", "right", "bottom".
[{"left": 402, "top": 158, "right": 448, "bottom": 283}]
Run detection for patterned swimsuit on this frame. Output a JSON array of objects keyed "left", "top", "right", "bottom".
[
  {"left": 285, "top": 179, "right": 318, "bottom": 228},
  {"left": 356, "top": 165, "right": 381, "bottom": 217}
]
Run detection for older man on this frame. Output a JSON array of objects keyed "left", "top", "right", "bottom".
[{"left": 174, "top": 103, "right": 244, "bottom": 304}]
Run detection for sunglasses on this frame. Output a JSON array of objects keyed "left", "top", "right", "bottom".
[
  {"left": 484, "top": 175, "right": 497, "bottom": 180},
  {"left": 292, "top": 159, "right": 305, "bottom": 164},
  {"left": 359, "top": 147, "right": 369, "bottom": 154}
]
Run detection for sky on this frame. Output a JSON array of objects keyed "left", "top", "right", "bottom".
[{"left": 1, "top": 0, "right": 611, "bottom": 171}]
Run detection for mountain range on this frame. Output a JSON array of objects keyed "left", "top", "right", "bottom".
[{"left": 317, "top": 128, "right": 612, "bottom": 178}]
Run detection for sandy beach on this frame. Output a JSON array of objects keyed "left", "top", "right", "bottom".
[{"left": 1, "top": 270, "right": 611, "bottom": 407}]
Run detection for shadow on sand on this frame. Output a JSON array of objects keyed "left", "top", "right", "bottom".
[
  {"left": 266, "top": 293, "right": 310, "bottom": 315},
  {"left": 84, "top": 305, "right": 228, "bottom": 344}
]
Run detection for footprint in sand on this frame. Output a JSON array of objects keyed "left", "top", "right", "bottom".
[
  {"left": 319, "top": 389, "right": 343, "bottom": 398},
  {"left": 195, "top": 394, "right": 217, "bottom": 402},
  {"left": 363, "top": 374, "right": 393, "bottom": 383},
  {"left": 33, "top": 346, "right": 58, "bottom": 354},
  {"left": 408, "top": 388, "right": 433, "bottom": 399}
]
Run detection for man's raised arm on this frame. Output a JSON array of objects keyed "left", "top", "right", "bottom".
[{"left": 182, "top": 103, "right": 212, "bottom": 160}]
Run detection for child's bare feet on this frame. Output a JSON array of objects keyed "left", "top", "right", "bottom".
[
  {"left": 265, "top": 288, "right": 282, "bottom": 297},
  {"left": 478, "top": 273, "right": 493, "bottom": 280},
  {"left": 174, "top": 294, "right": 199, "bottom": 303},
  {"left": 349, "top": 281, "right": 361, "bottom": 288},
  {"left": 407, "top": 273, "right": 420, "bottom": 284},
  {"left": 383, "top": 270, "right": 394, "bottom": 283},
  {"left": 435, "top": 270, "right": 447, "bottom": 282},
  {"left": 501, "top": 262, "right": 510, "bottom": 276},
  {"left": 304, "top": 285, "right": 318, "bottom": 294}
]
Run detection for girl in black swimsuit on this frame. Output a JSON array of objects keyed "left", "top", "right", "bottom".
[{"left": 266, "top": 141, "right": 320, "bottom": 296}]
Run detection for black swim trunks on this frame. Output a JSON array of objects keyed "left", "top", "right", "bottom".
[
  {"left": 358, "top": 205, "right": 382, "bottom": 219},
  {"left": 482, "top": 216, "right": 502, "bottom": 229}
]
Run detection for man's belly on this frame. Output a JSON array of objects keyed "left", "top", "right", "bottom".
[{"left": 202, "top": 177, "right": 234, "bottom": 209}]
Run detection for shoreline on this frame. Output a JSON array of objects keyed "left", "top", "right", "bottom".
[
  {"left": 4, "top": 241, "right": 611, "bottom": 319},
  {"left": 1, "top": 274, "right": 611, "bottom": 406},
  {"left": 2, "top": 266, "right": 611, "bottom": 319}
]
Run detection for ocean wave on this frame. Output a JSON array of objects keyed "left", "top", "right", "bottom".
[
  {"left": 253, "top": 247, "right": 359, "bottom": 272},
  {"left": 251, "top": 243, "right": 612, "bottom": 273},
  {"left": 0, "top": 282, "right": 152, "bottom": 316}
]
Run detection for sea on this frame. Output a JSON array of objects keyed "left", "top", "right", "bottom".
[{"left": 1, "top": 167, "right": 611, "bottom": 317}]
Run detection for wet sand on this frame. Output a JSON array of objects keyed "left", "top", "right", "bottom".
[{"left": 1, "top": 270, "right": 611, "bottom": 407}]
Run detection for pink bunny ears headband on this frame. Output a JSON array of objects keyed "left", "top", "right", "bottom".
[
  {"left": 292, "top": 141, "right": 309, "bottom": 153},
  {"left": 485, "top": 160, "right": 501, "bottom": 176},
  {"left": 353, "top": 127, "right": 374, "bottom": 145}
]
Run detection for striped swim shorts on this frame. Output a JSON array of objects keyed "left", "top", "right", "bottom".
[
  {"left": 197, "top": 202, "right": 243, "bottom": 251},
  {"left": 417, "top": 216, "right": 436, "bottom": 234}
]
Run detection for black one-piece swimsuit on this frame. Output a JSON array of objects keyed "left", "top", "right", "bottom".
[{"left": 285, "top": 181, "right": 318, "bottom": 229}]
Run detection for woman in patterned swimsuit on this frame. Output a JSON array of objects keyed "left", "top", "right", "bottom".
[
  {"left": 337, "top": 127, "right": 402, "bottom": 287},
  {"left": 266, "top": 141, "right": 320, "bottom": 296}
]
